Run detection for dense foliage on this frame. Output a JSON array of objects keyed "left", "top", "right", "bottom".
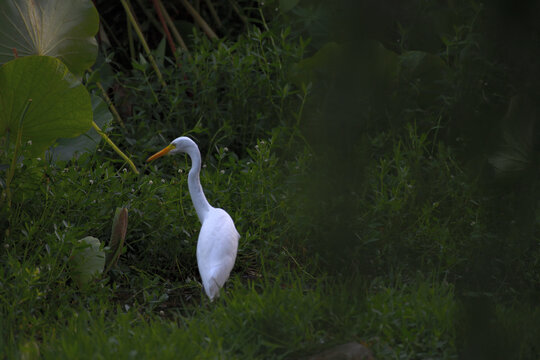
[{"left": 1, "top": 0, "right": 539, "bottom": 358}]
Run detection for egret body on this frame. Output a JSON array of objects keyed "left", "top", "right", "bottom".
[{"left": 147, "top": 137, "right": 239, "bottom": 300}]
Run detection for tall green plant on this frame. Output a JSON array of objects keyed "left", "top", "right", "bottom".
[
  {"left": 0, "top": 0, "right": 139, "bottom": 173},
  {"left": 0, "top": 55, "right": 93, "bottom": 206}
]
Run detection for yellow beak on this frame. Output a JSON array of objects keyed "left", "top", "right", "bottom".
[{"left": 146, "top": 144, "right": 175, "bottom": 162}]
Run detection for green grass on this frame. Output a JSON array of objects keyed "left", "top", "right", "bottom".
[
  {"left": 9, "top": 276, "right": 454, "bottom": 359},
  {"left": 2, "top": 2, "right": 540, "bottom": 359}
]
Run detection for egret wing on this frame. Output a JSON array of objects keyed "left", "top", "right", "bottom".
[{"left": 197, "top": 208, "right": 239, "bottom": 300}]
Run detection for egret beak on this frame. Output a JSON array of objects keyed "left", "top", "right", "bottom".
[{"left": 147, "top": 144, "right": 175, "bottom": 162}]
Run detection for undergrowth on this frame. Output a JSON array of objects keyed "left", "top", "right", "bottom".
[{"left": 1, "top": 2, "right": 539, "bottom": 359}]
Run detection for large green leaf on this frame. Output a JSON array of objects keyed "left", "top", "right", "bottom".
[
  {"left": 48, "top": 94, "right": 113, "bottom": 161},
  {"left": 0, "top": 0, "right": 99, "bottom": 76},
  {"left": 0, "top": 55, "right": 92, "bottom": 155}
]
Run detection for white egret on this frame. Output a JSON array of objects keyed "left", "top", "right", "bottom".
[{"left": 147, "top": 136, "right": 239, "bottom": 301}]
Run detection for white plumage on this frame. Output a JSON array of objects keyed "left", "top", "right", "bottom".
[{"left": 147, "top": 136, "right": 239, "bottom": 300}]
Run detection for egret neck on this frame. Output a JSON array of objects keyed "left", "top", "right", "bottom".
[{"left": 185, "top": 141, "right": 211, "bottom": 223}]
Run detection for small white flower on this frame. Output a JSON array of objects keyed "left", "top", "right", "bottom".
[
  {"left": 224, "top": 147, "right": 229, "bottom": 152},
  {"left": 161, "top": 179, "right": 166, "bottom": 183},
  {"left": 89, "top": 179, "right": 94, "bottom": 184},
  {"left": 148, "top": 180, "right": 153, "bottom": 185},
  {"left": 123, "top": 168, "right": 127, "bottom": 173},
  {"left": 260, "top": 140, "right": 266, "bottom": 144},
  {"left": 255, "top": 145, "right": 259, "bottom": 150},
  {"left": 36, "top": 157, "right": 41, "bottom": 161},
  {"left": 246, "top": 161, "right": 251, "bottom": 165},
  {"left": 220, "top": 170, "right": 225, "bottom": 174},
  {"left": 27, "top": 140, "right": 32, "bottom": 146},
  {"left": 178, "top": 169, "right": 183, "bottom": 174},
  {"left": 203, "top": 164, "right": 207, "bottom": 168},
  {"left": 98, "top": 149, "right": 102, "bottom": 152}
]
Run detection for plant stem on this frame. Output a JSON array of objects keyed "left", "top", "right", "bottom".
[
  {"left": 203, "top": 0, "right": 223, "bottom": 29},
  {"left": 159, "top": 0, "right": 190, "bottom": 54},
  {"left": 151, "top": 0, "right": 178, "bottom": 63},
  {"left": 287, "top": 85, "right": 311, "bottom": 149},
  {"left": 133, "top": 0, "right": 162, "bottom": 31},
  {"left": 228, "top": 0, "right": 249, "bottom": 28},
  {"left": 127, "top": 8, "right": 135, "bottom": 61},
  {"left": 179, "top": 0, "right": 218, "bottom": 40},
  {"left": 120, "top": 0, "right": 167, "bottom": 88},
  {"left": 91, "top": 121, "right": 139, "bottom": 174},
  {"left": 95, "top": 80, "right": 125, "bottom": 128}
]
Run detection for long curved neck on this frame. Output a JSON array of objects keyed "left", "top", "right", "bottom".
[{"left": 185, "top": 143, "right": 212, "bottom": 223}]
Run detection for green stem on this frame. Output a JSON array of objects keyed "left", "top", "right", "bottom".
[
  {"left": 134, "top": 0, "right": 163, "bottom": 31},
  {"left": 159, "top": 0, "right": 190, "bottom": 54},
  {"left": 179, "top": 0, "right": 218, "bottom": 40},
  {"left": 228, "top": 0, "right": 249, "bottom": 28},
  {"left": 151, "top": 0, "right": 178, "bottom": 63},
  {"left": 95, "top": 80, "right": 125, "bottom": 128},
  {"left": 127, "top": 6, "right": 135, "bottom": 61},
  {"left": 203, "top": 0, "right": 223, "bottom": 29},
  {"left": 92, "top": 121, "right": 139, "bottom": 174},
  {"left": 120, "top": 0, "right": 167, "bottom": 88},
  {"left": 287, "top": 85, "right": 311, "bottom": 149}
]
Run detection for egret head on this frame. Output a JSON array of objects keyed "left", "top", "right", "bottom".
[
  {"left": 170, "top": 136, "right": 195, "bottom": 154},
  {"left": 146, "top": 136, "right": 194, "bottom": 162}
]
